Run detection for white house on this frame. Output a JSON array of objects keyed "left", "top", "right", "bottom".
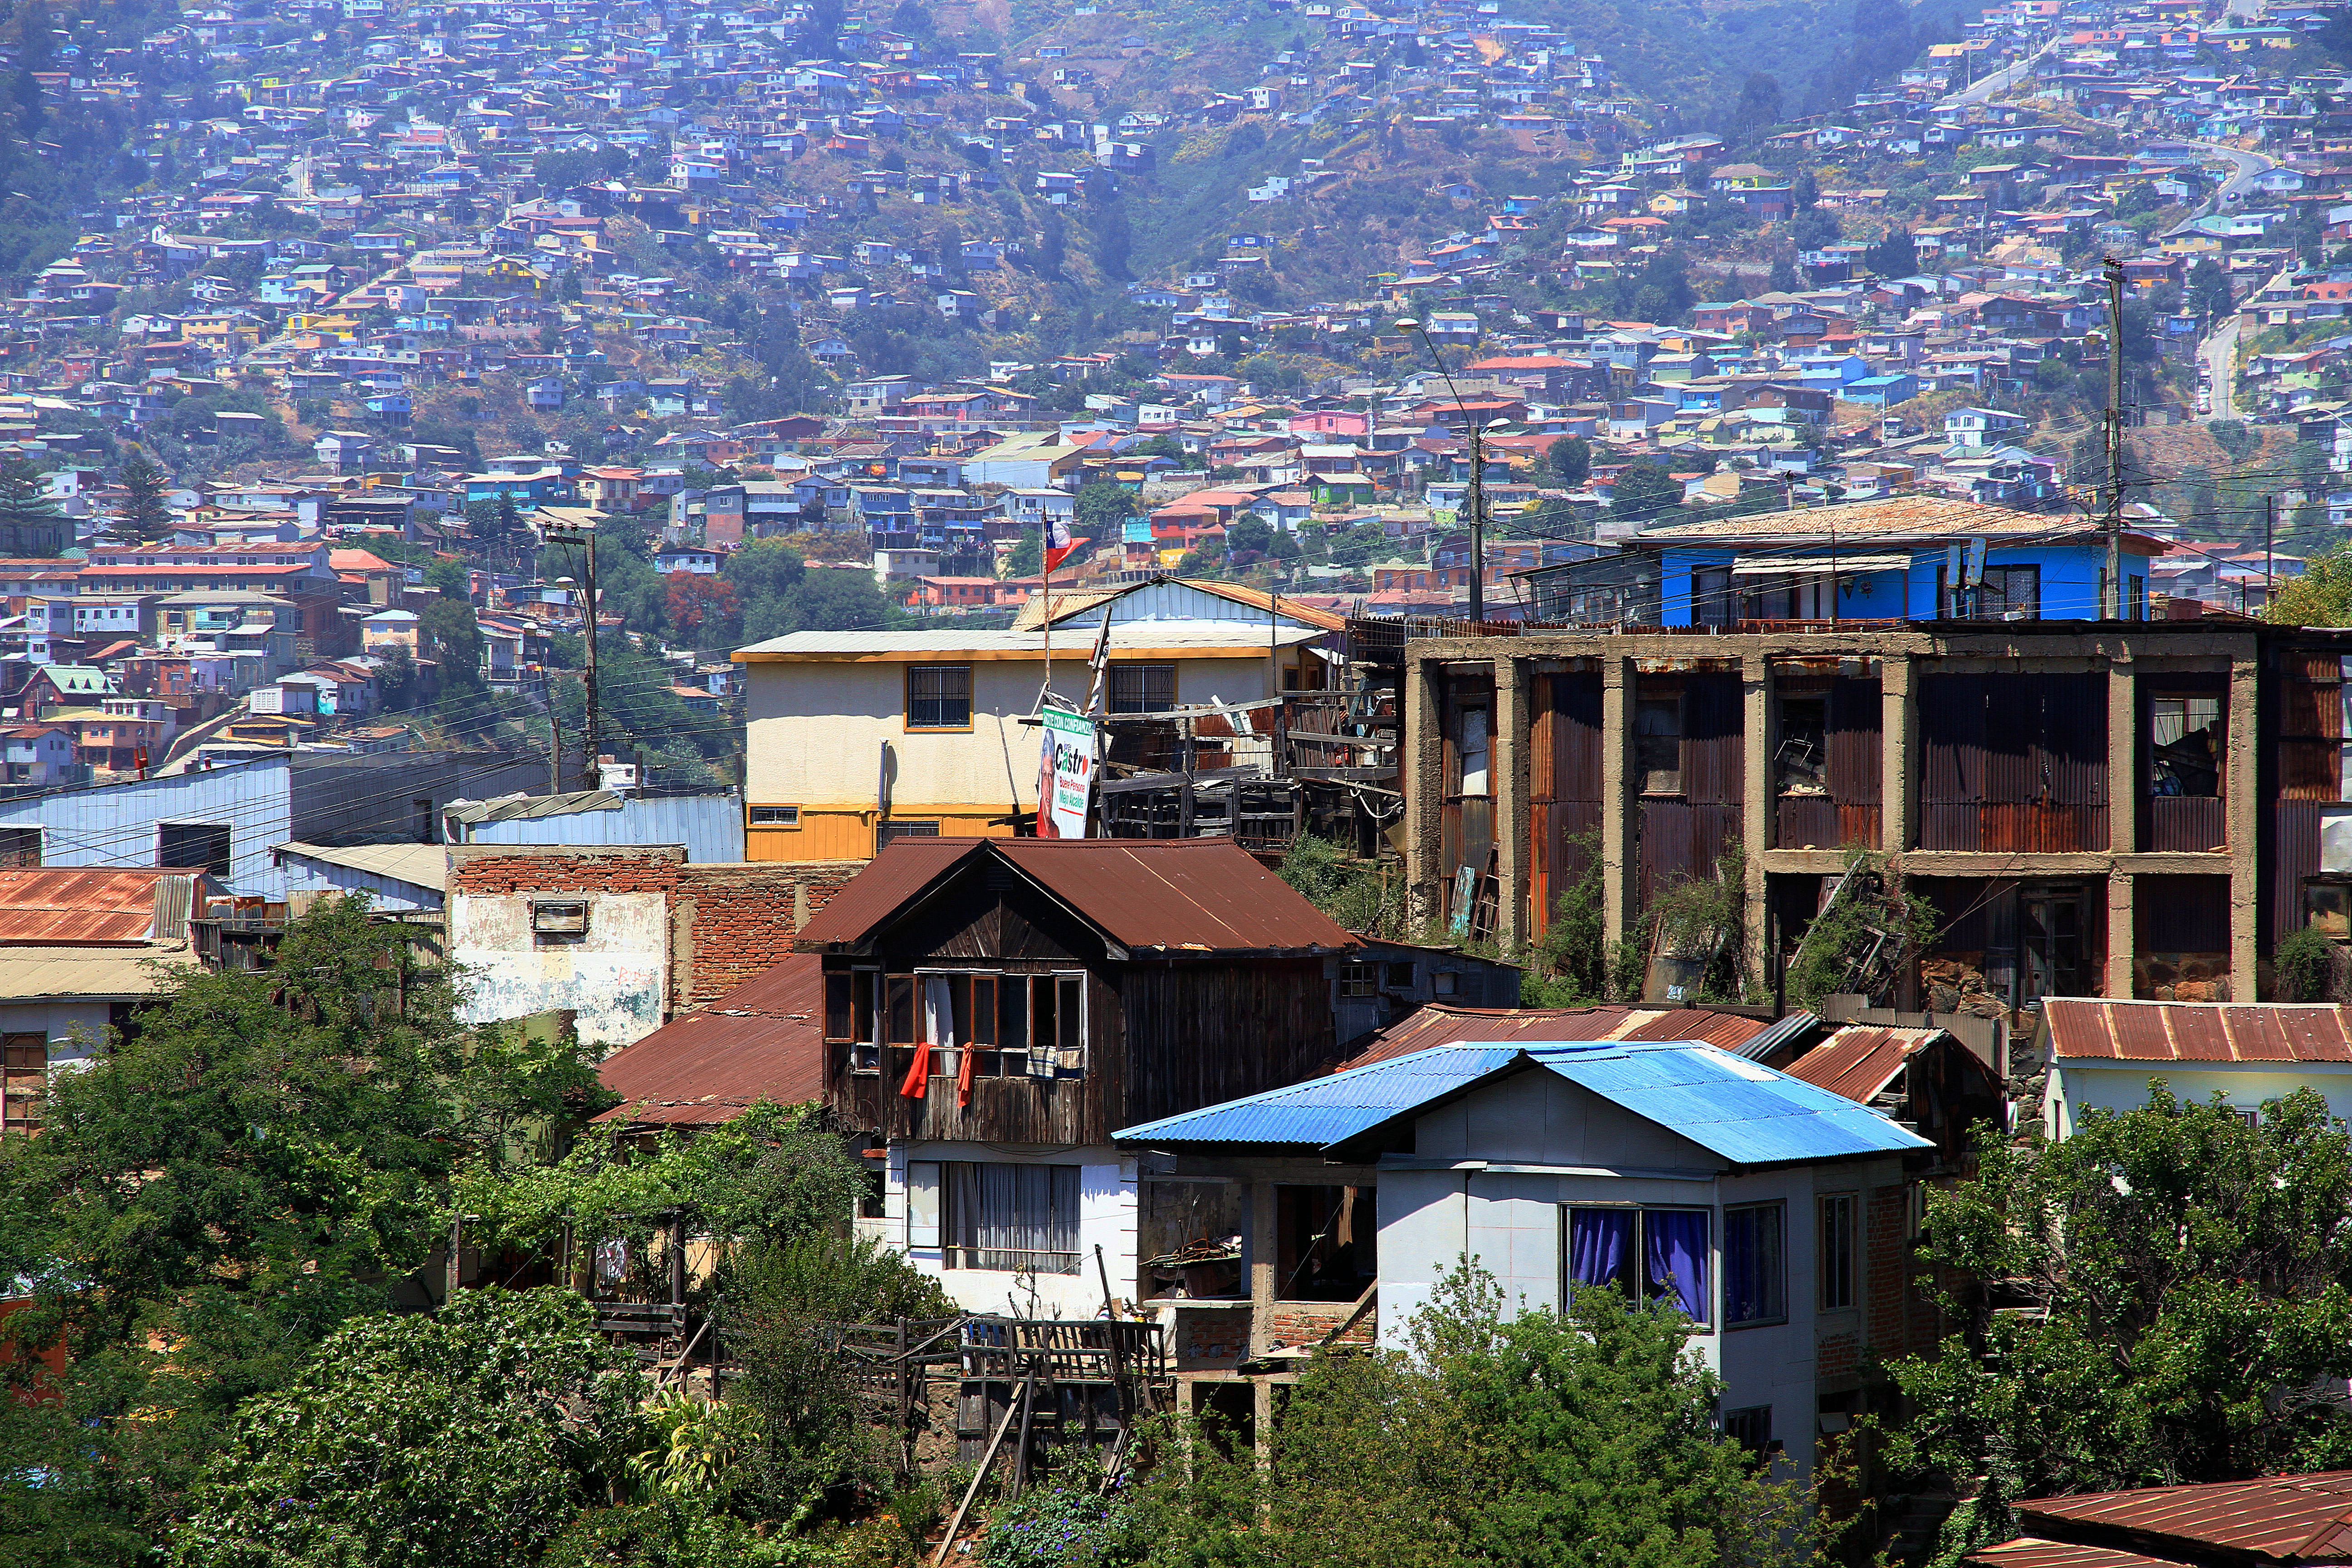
[
  {"left": 2043, "top": 997, "right": 2352, "bottom": 1134},
  {"left": 1116, "top": 1037, "right": 1932, "bottom": 1472},
  {"left": 1942, "top": 406, "right": 2030, "bottom": 450}
]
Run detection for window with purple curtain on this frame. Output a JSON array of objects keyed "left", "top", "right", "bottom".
[
  {"left": 1565, "top": 1207, "right": 1709, "bottom": 1323},
  {"left": 1724, "top": 1204, "right": 1785, "bottom": 1326},
  {"left": 1567, "top": 1208, "right": 1633, "bottom": 1297}
]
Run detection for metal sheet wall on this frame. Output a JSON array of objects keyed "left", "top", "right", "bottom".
[
  {"left": 1534, "top": 674, "right": 1603, "bottom": 939},
  {"left": 2275, "top": 800, "right": 2324, "bottom": 948},
  {"left": 1778, "top": 676, "right": 1882, "bottom": 850},
  {"left": 2274, "top": 654, "right": 2344, "bottom": 802},
  {"left": 1919, "top": 673, "right": 2107, "bottom": 852},
  {"left": 2135, "top": 874, "right": 2230, "bottom": 953}
]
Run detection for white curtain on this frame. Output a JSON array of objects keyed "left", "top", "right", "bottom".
[
  {"left": 942, "top": 1162, "right": 1081, "bottom": 1274},
  {"left": 922, "top": 975, "right": 958, "bottom": 1079}
]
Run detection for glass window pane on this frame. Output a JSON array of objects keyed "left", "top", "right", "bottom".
[
  {"left": 1645, "top": 1208, "right": 1710, "bottom": 1323},
  {"left": 1725, "top": 1205, "right": 1784, "bottom": 1325},
  {"left": 1567, "top": 1207, "right": 1634, "bottom": 1296}
]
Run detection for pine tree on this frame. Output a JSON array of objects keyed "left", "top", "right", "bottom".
[
  {"left": 116, "top": 449, "right": 172, "bottom": 539},
  {"left": 0, "top": 456, "right": 64, "bottom": 554}
]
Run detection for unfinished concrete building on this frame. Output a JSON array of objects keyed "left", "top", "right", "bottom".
[{"left": 1404, "top": 618, "right": 2352, "bottom": 1017}]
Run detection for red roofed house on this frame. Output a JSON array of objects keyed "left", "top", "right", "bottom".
[{"left": 2041, "top": 998, "right": 2352, "bottom": 1139}]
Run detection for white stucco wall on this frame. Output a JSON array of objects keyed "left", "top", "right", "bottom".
[
  {"left": 0, "top": 1001, "right": 119, "bottom": 1068},
  {"left": 858, "top": 1141, "right": 1139, "bottom": 1320},
  {"left": 448, "top": 889, "right": 671, "bottom": 1052},
  {"left": 2047, "top": 1058, "right": 2352, "bottom": 1137}
]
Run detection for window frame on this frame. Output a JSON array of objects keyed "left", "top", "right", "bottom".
[
  {"left": 530, "top": 900, "right": 590, "bottom": 945},
  {"left": 1817, "top": 1192, "right": 1857, "bottom": 1313},
  {"left": 1634, "top": 693, "right": 1683, "bottom": 797},
  {"left": 2146, "top": 690, "right": 2224, "bottom": 799},
  {"left": 939, "top": 1159, "right": 1083, "bottom": 1274},
  {"left": 750, "top": 804, "right": 803, "bottom": 827},
  {"left": 886, "top": 968, "right": 1089, "bottom": 1081},
  {"left": 1563, "top": 1204, "right": 1712, "bottom": 1326},
  {"left": 904, "top": 663, "right": 974, "bottom": 731},
  {"left": 824, "top": 967, "right": 882, "bottom": 1070},
  {"left": 1724, "top": 1201, "right": 1788, "bottom": 1328},
  {"left": 1339, "top": 960, "right": 1377, "bottom": 999},
  {"left": 1108, "top": 662, "right": 1178, "bottom": 715},
  {"left": 1, "top": 1032, "right": 44, "bottom": 1134}
]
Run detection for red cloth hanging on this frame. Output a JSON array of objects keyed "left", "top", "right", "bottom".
[{"left": 898, "top": 1039, "right": 932, "bottom": 1098}]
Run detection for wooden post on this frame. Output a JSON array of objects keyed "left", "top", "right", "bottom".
[
  {"left": 930, "top": 1379, "right": 1024, "bottom": 1568},
  {"left": 1010, "top": 1358, "right": 1040, "bottom": 1499},
  {"left": 444, "top": 1215, "right": 461, "bottom": 1306}
]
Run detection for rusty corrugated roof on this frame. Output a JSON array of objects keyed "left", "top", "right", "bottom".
[
  {"left": 797, "top": 838, "right": 1358, "bottom": 956},
  {"left": 1967, "top": 1539, "right": 2180, "bottom": 1568},
  {"left": 0, "top": 868, "right": 195, "bottom": 945},
  {"left": 594, "top": 955, "right": 825, "bottom": 1128},
  {"left": 1783, "top": 1024, "right": 1945, "bottom": 1104},
  {"left": 2046, "top": 998, "right": 2352, "bottom": 1064},
  {"left": 2003, "top": 1470, "right": 2352, "bottom": 1563},
  {"left": 1339, "top": 1002, "right": 1771, "bottom": 1070}
]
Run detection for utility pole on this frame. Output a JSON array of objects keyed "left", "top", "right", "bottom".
[
  {"left": 2267, "top": 492, "right": 2277, "bottom": 612},
  {"left": 1398, "top": 318, "right": 1484, "bottom": 624},
  {"left": 549, "top": 520, "right": 600, "bottom": 781},
  {"left": 2103, "top": 256, "right": 2126, "bottom": 621}
]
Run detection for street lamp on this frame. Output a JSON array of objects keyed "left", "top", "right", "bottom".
[{"left": 1397, "top": 317, "right": 1485, "bottom": 623}]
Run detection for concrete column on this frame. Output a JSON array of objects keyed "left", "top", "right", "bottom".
[
  {"left": 1602, "top": 657, "right": 1636, "bottom": 952},
  {"left": 1742, "top": 654, "right": 1772, "bottom": 994},
  {"left": 2228, "top": 655, "right": 2261, "bottom": 997},
  {"left": 2106, "top": 662, "right": 2138, "bottom": 999},
  {"left": 1494, "top": 657, "right": 1533, "bottom": 951},
  {"left": 1882, "top": 655, "right": 1918, "bottom": 856},
  {"left": 1247, "top": 1179, "right": 1275, "bottom": 1357},
  {"left": 1406, "top": 654, "right": 1445, "bottom": 927},
  {"left": 2107, "top": 873, "right": 2135, "bottom": 999},
  {"left": 2106, "top": 662, "right": 2137, "bottom": 856}
]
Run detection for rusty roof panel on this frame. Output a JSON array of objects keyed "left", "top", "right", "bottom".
[
  {"left": 797, "top": 838, "right": 1358, "bottom": 955},
  {"left": 1783, "top": 1025, "right": 1940, "bottom": 1104},
  {"left": 1341, "top": 1003, "right": 1771, "bottom": 1070},
  {"left": 0, "top": 867, "right": 192, "bottom": 945},
  {"left": 1966, "top": 1539, "right": 2180, "bottom": 1568},
  {"left": 2049, "top": 1000, "right": 2352, "bottom": 1066},
  {"left": 2014, "top": 1470, "right": 2352, "bottom": 1560},
  {"left": 594, "top": 955, "right": 825, "bottom": 1127}
]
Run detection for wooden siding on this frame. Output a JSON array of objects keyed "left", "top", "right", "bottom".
[{"left": 1117, "top": 956, "right": 1338, "bottom": 1127}]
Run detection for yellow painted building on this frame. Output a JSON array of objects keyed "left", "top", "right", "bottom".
[{"left": 735, "top": 621, "right": 1327, "bottom": 861}]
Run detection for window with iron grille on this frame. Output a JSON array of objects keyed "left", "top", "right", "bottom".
[
  {"left": 906, "top": 665, "right": 972, "bottom": 728},
  {"left": 1110, "top": 664, "right": 1176, "bottom": 713}
]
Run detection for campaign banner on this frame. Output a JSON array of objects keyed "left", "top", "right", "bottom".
[{"left": 1038, "top": 707, "right": 1096, "bottom": 838}]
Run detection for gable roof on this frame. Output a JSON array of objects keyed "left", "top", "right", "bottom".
[
  {"left": 0, "top": 867, "right": 207, "bottom": 944},
  {"left": 1782, "top": 1024, "right": 1951, "bottom": 1102},
  {"left": 1114, "top": 1039, "right": 1933, "bottom": 1165},
  {"left": 795, "top": 838, "right": 1357, "bottom": 957},
  {"left": 1344, "top": 1002, "right": 1781, "bottom": 1068},
  {"left": 1967, "top": 1470, "right": 2352, "bottom": 1568},
  {"left": 2045, "top": 997, "right": 2352, "bottom": 1063}
]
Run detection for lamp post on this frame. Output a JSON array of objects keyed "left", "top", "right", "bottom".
[{"left": 1398, "top": 317, "right": 1485, "bottom": 624}]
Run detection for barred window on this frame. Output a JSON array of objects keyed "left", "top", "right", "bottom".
[
  {"left": 906, "top": 665, "right": 971, "bottom": 728},
  {"left": 1109, "top": 664, "right": 1176, "bottom": 714}
]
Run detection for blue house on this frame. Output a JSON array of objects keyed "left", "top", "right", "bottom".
[
  {"left": 1114, "top": 1037, "right": 1930, "bottom": 1481},
  {"left": 1524, "top": 495, "right": 2158, "bottom": 626},
  {"left": 1843, "top": 373, "right": 1919, "bottom": 407}
]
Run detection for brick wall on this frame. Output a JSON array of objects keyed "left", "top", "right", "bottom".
[
  {"left": 1864, "top": 1184, "right": 1910, "bottom": 1352},
  {"left": 1818, "top": 1330, "right": 1859, "bottom": 1382},
  {"left": 447, "top": 845, "right": 686, "bottom": 895},
  {"left": 1266, "top": 1301, "right": 1375, "bottom": 1351},
  {"left": 675, "top": 861, "right": 863, "bottom": 1010}
]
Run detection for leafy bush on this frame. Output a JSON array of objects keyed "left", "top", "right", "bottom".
[
  {"left": 2276, "top": 926, "right": 2337, "bottom": 1002},
  {"left": 544, "top": 1501, "right": 822, "bottom": 1568},
  {"left": 976, "top": 1466, "right": 1140, "bottom": 1568},
  {"left": 1276, "top": 832, "right": 1396, "bottom": 936}
]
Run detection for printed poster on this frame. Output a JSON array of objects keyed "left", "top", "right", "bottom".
[{"left": 1038, "top": 707, "right": 1095, "bottom": 838}]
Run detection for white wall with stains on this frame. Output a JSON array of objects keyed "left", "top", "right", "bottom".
[{"left": 449, "top": 889, "right": 672, "bottom": 1053}]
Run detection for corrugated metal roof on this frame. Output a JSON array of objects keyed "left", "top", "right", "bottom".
[
  {"left": 798, "top": 838, "right": 1357, "bottom": 956},
  {"left": 0, "top": 944, "right": 193, "bottom": 998},
  {"left": 276, "top": 841, "right": 448, "bottom": 891},
  {"left": 2007, "top": 1470, "right": 2352, "bottom": 1563},
  {"left": 444, "top": 789, "right": 622, "bottom": 823},
  {"left": 2046, "top": 998, "right": 2352, "bottom": 1064},
  {"left": 1116, "top": 1039, "right": 1933, "bottom": 1166},
  {"left": 594, "top": 955, "right": 825, "bottom": 1127},
  {"left": 1637, "top": 495, "right": 2160, "bottom": 551},
  {"left": 0, "top": 868, "right": 197, "bottom": 945},
  {"left": 1342, "top": 1003, "right": 1774, "bottom": 1069},
  {"left": 735, "top": 624, "right": 1323, "bottom": 658},
  {"left": 1967, "top": 1539, "right": 2180, "bottom": 1568},
  {"left": 1783, "top": 1025, "right": 1947, "bottom": 1103}
]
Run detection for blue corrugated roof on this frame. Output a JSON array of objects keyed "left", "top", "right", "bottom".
[{"left": 1113, "top": 1039, "right": 1932, "bottom": 1166}]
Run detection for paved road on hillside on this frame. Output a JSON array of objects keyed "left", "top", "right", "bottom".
[{"left": 1937, "top": 34, "right": 2059, "bottom": 109}]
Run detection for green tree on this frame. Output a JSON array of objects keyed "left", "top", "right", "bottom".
[
  {"left": 1544, "top": 435, "right": 1591, "bottom": 485},
  {"left": 1863, "top": 225, "right": 1918, "bottom": 278},
  {"left": 1006, "top": 524, "right": 1044, "bottom": 578},
  {"left": 1609, "top": 461, "right": 1685, "bottom": 530},
  {"left": 720, "top": 539, "right": 808, "bottom": 642},
  {"left": 1227, "top": 514, "right": 1275, "bottom": 557},
  {"left": 419, "top": 559, "right": 483, "bottom": 691},
  {"left": 2265, "top": 539, "right": 2352, "bottom": 625},
  {"left": 169, "top": 1289, "right": 644, "bottom": 1568},
  {"left": 1075, "top": 480, "right": 1136, "bottom": 539},
  {"left": 2188, "top": 257, "right": 2231, "bottom": 323},
  {"left": 1888, "top": 1087, "right": 2352, "bottom": 1532},
  {"left": 0, "top": 454, "right": 64, "bottom": 552},
  {"left": 0, "top": 898, "right": 603, "bottom": 1556},
  {"left": 1143, "top": 1265, "right": 1819, "bottom": 1568},
  {"left": 116, "top": 447, "right": 172, "bottom": 538}
]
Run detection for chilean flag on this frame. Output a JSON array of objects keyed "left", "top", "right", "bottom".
[{"left": 1043, "top": 513, "right": 1077, "bottom": 575}]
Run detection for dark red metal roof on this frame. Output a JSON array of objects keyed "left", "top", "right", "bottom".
[
  {"left": 1968, "top": 1539, "right": 2180, "bottom": 1568},
  {"left": 2007, "top": 1470, "right": 2352, "bottom": 1563},
  {"left": 2046, "top": 999, "right": 2352, "bottom": 1064},
  {"left": 0, "top": 868, "right": 191, "bottom": 945},
  {"left": 1783, "top": 1025, "right": 1943, "bottom": 1104},
  {"left": 796, "top": 838, "right": 1358, "bottom": 956},
  {"left": 594, "top": 955, "right": 826, "bottom": 1127},
  {"left": 1339, "top": 1003, "right": 1771, "bottom": 1070}
]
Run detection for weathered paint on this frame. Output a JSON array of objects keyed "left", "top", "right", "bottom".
[{"left": 449, "top": 889, "right": 671, "bottom": 1053}]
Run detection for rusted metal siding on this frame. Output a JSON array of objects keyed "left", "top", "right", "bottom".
[
  {"left": 2274, "top": 652, "right": 2344, "bottom": 802},
  {"left": 2139, "top": 674, "right": 2229, "bottom": 853},
  {"left": 1534, "top": 674, "right": 1602, "bottom": 939},
  {"left": 1635, "top": 672, "right": 1741, "bottom": 909},
  {"left": 1439, "top": 670, "right": 1497, "bottom": 908},
  {"left": 2134, "top": 875, "right": 2229, "bottom": 954},
  {"left": 1919, "top": 674, "right": 2107, "bottom": 852},
  {"left": 1778, "top": 677, "right": 1879, "bottom": 849},
  {"left": 2274, "top": 799, "right": 2324, "bottom": 948}
]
